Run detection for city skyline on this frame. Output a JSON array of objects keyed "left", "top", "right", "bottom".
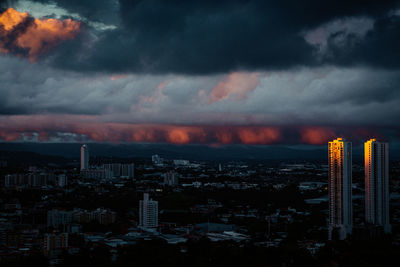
[
  {"left": 1, "top": 1, "right": 399, "bottom": 265},
  {"left": 0, "top": 136, "right": 398, "bottom": 265}
]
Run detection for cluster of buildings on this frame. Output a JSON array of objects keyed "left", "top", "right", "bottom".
[
  {"left": 81, "top": 163, "right": 135, "bottom": 179},
  {"left": 0, "top": 140, "right": 398, "bottom": 264},
  {"left": 151, "top": 154, "right": 198, "bottom": 168},
  {"left": 0, "top": 201, "right": 117, "bottom": 258},
  {"left": 4, "top": 173, "right": 67, "bottom": 188},
  {"left": 80, "top": 144, "right": 135, "bottom": 179},
  {"left": 328, "top": 138, "right": 391, "bottom": 240},
  {"left": 47, "top": 208, "right": 117, "bottom": 229},
  {"left": 43, "top": 208, "right": 117, "bottom": 255}
]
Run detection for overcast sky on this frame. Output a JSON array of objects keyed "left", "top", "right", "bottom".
[{"left": 0, "top": 0, "right": 399, "bottom": 145}]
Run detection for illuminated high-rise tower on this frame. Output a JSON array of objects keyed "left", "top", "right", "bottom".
[
  {"left": 328, "top": 138, "right": 352, "bottom": 240},
  {"left": 80, "top": 144, "right": 89, "bottom": 170},
  {"left": 364, "top": 139, "right": 391, "bottom": 233}
]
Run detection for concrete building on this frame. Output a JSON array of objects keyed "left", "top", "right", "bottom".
[
  {"left": 139, "top": 193, "right": 158, "bottom": 229},
  {"left": 328, "top": 138, "right": 352, "bottom": 240},
  {"left": 164, "top": 171, "right": 178, "bottom": 186},
  {"left": 103, "top": 163, "right": 121, "bottom": 178},
  {"left": 80, "top": 144, "right": 89, "bottom": 170},
  {"left": 73, "top": 208, "right": 116, "bottom": 225},
  {"left": 103, "top": 163, "right": 134, "bottom": 178},
  {"left": 4, "top": 173, "right": 51, "bottom": 188},
  {"left": 57, "top": 174, "right": 67, "bottom": 187},
  {"left": 173, "top": 159, "right": 190, "bottom": 166},
  {"left": 81, "top": 168, "right": 106, "bottom": 179},
  {"left": 43, "top": 233, "right": 68, "bottom": 255},
  {"left": 364, "top": 139, "right": 391, "bottom": 233},
  {"left": 47, "top": 210, "right": 73, "bottom": 230},
  {"left": 121, "top": 163, "right": 135, "bottom": 178}
]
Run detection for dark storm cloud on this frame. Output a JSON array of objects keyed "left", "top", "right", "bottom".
[
  {"left": 0, "top": 0, "right": 7, "bottom": 8},
  {"left": 118, "top": 0, "right": 398, "bottom": 29},
  {"left": 325, "top": 15, "right": 400, "bottom": 69},
  {"left": 34, "top": 0, "right": 399, "bottom": 74},
  {"left": 32, "top": 0, "right": 119, "bottom": 24}
]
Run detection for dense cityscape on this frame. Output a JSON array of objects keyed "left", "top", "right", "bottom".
[
  {"left": 1, "top": 1, "right": 400, "bottom": 265},
  {"left": 0, "top": 140, "right": 399, "bottom": 266}
]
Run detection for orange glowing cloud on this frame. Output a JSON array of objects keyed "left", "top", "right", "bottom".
[
  {"left": 0, "top": 7, "right": 29, "bottom": 30},
  {"left": 0, "top": 115, "right": 386, "bottom": 145},
  {"left": 0, "top": 115, "right": 284, "bottom": 145},
  {"left": 167, "top": 127, "right": 207, "bottom": 144},
  {"left": 167, "top": 129, "right": 191, "bottom": 144},
  {"left": 0, "top": 131, "right": 21, "bottom": 142},
  {"left": 300, "top": 127, "right": 336, "bottom": 145},
  {"left": 110, "top": 74, "right": 128, "bottom": 81},
  {"left": 208, "top": 72, "right": 260, "bottom": 103},
  {"left": 0, "top": 8, "right": 81, "bottom": 61},
  {"left": 215, "top": 130, "right": 234, "bottom": 144},
  {"left": 237, "top": 127, "right": 281, "bottom": 144}
]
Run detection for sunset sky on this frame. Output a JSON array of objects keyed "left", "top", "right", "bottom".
[{"left": 0, "top": 0, "right": 399, "bottom": 146}]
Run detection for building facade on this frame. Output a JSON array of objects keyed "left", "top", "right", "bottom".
[
  {"left": 43, "top": 233, "right": 68, "bottom": 256},
  {"left": 47, "top": 210, "right": 73, "bottom": 230},
  {"left": 80, "top": 144, "right": 89, "bottom": 170},
  {"left": 103, "top": 163, "right": 135, "bottom": 178},
  {"left": 364, "top": 139, "right": 391, "bottom": 233},
  {"left": 139, "top": 193, "right": 158, "bottom": 229},
  {"left": 328, "top": 138, "right": 352, "bottom": 240},
  {"left": 121, "top": 163, "right": 135, "bottom": 178},
  {"left": 164, "top": 171, "right": 179, "bottom": 186}
]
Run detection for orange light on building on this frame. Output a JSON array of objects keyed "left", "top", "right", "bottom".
[{"left": 328, "top": 138, "right": 352, "bottom": 240}]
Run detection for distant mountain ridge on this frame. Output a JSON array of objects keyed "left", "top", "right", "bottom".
[{"left": 1, "top": 142, "right": 394, "bottom": 161}]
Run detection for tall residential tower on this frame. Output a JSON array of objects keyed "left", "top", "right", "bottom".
[
  {"left": 139, "top": 193, "right": 158, "bottom": 229},
  {"left": 80, "top": 144, "right": 89, "bottom": 170},
  {"left": 328, "top": 138, "right": 352, "bottom": 240},
  {"left": 364, "top": 139, "right": 391, "bottom": 233}
]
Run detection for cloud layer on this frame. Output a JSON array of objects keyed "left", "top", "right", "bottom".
[
  {"left": 0, "top": 1, "right": 399, "bottom": 145},
  {"left": 0, "top": 115, "right": 389, "bottom": 145},
  {"left": 1, "top": 0, "right": 399, "bottom": 73},
  {"left": 0, "top": 55, "right": 399, "bottom": 144}
]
